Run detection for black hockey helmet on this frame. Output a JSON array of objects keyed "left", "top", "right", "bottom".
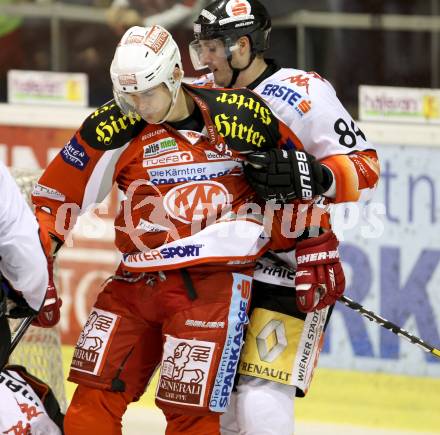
[
  {"left": 192, "top": 0, "right": 271, "bottom": 67},
  {"left": 194, "top": 0, "right": 271, "bottom": 53},
  {"left": 190, "top": 0, "right": 271, "bottom": 86}
]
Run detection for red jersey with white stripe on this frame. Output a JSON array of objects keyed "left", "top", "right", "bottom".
[{"left": 32, "top": 84, "right": 311, "bottom": 272}]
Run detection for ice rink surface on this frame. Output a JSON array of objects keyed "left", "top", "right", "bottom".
[
  {"left": 62, "top": 347, "right": 440, "bottom": 434},
  {"left": 122, "top": 407, "right": 440, "bottom": 435}
]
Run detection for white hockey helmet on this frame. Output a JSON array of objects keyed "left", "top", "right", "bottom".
[{"left": 110, "top": 25, "right": 183, "bottom": 118}]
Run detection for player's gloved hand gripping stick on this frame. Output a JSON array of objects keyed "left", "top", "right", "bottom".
[
  {"left": 0, "top": 278, "right": 36, "bottom": 369},
  {"left": 32, "top": 257, "right": 62, "bottom": 328},
  {"left": 6, "top": 257, "right": 62, "bottom": 328},
  {"left": 0, "top": 257, "right": 62, "bottom": 369},
  {"left": 294, "top": 230, "right": 345, "bottom": 312},
  {"left": 291, "top": 232, "right": 440, "bottom": 359}
]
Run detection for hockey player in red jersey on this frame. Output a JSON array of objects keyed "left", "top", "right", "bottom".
[
  {"left": 32, "top": 25, "right": 346, "bottom": 434},
  {"left": 190, "top": 0, "right": 380, "bottom": 433}
]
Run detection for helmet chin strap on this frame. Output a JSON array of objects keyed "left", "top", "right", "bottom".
[
  {"left": 226, "top": 52, "right": 256, "bottom": 88},
  {"left": 154, "top": 99, "right": 175, "bottom": 124},
  {"left": 151, "top": 79, "right": 182, "bottom": 124}
]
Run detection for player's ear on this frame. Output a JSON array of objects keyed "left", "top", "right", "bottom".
[
  {"left": 237, "top": 36, "right": 251, "bottom": 55},
  {"left": 173, "top": 66, "right": 184, "bottom": 81}
]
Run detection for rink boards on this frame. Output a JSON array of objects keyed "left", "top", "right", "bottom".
[{"left": 325, "top": 121, "right": 440, "bottom": 378}]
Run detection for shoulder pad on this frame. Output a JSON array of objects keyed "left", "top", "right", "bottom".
[
  {"left": 277, "top": 69, "right": 328, "bottom": 95},
  {"left": 187, "top": 85, "right": 280, "bottom": 152},
  {"left": 79, "top": 100, "right": 146, "bottom": 150}
]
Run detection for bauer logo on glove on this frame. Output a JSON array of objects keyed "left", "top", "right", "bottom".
[{"left": 244, "top": 148, "right": 333, "bottom": 203}]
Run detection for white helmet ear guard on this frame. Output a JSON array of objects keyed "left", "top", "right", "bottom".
[{"left": 110, "top": 25, "right": 183, "bottom": 115}]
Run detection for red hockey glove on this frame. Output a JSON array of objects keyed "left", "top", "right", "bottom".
[
  {"left": 32, "top": 257, "right": 62, "bottom": 328},
  {"left": 295, "top": 231, "right": 345, "bottom": 312}
]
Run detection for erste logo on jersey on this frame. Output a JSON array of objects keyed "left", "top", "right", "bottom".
[
  {"left": 261, "top": 83, "right": 312, "bottom": 116},
  {"left": 164, "top": 180, "right": 231, "bottom": 223}
]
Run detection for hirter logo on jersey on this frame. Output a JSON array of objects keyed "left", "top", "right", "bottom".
[{"left": 163, "top": 180, "right": 231, "bottom": 224}]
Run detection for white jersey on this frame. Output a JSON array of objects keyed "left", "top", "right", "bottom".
[
  {"left": 0, "top": 369, "right": 61, "bottom": 435},
  {"left": 193, "top": 67, "right": 380, "bottom": 203},
  {"left": 0, "top": 161, "right": 48, "bottom": 311},
  {"left": 253, "top": 69, "right": 371, "bottom": 157}
]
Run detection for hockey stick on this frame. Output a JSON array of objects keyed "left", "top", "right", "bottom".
[
  {"left": 0, "top": 278, "right": 37, "bottom": 369},
  {"left": 8, "top": 316, "right": 35, "bottom": 356},
  {"left": 0, "top": 316, "right": 35, "bottom": 370},
  {"left": 0, "top": 287, "right": 11, "bottom": 368},
  {"left": 339, "top": 295, "right": 440, "bottom": 360}
]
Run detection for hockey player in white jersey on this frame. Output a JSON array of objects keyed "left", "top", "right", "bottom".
[
  {"left": 0, "top": 160, "right": 62, "bottom": 365},
  {"left": 0, "top": 160, "right": 63, "bottom": 433},
  {"left": 0, "top": 365, "right": 63, "bottom": 434},
  {"left": 190, "top": 1, "right": 380, "bottom": 433},
  {"left": 0, "top": 162, "right": 47, "bottom": 316}
]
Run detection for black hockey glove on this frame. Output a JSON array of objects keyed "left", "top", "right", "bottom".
[
  {"left": 1, "top": 279, "right": 37, "bottom": 319},
  {"left": 244, "top": 149, "right": 332, "bottom": 203}
]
